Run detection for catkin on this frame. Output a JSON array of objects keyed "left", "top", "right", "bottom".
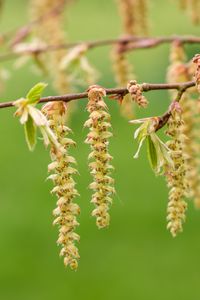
[
  {"left": 114, "top": 0, "right": 149, "bottom": 118},
  {"left": 179, "top": 0, "right": 188, "bottom": 10},
  {"left": 117, "top": 0, "right": 137, "bottom": 35},
  {"left": 167, "top": 41, "right": 189, "bottom": 98},
  {"left": 112, "top": 43, "right": 135, "bottom": 118},
  {"left": 181, "top": 93, "right": 200, "bottom": 207},
  {"left": 136, "top": 0, "right": 149, "bottom": 35},
  {"left": 178, "top": 0, "right": 200, "bottom": 24},
  {"left": 127, "top": 80, "right": 148, "bottom": 108},
  {"left": 167, "top": 48, "right": 200, "bottom": 208},
  {"left": 193, "top": 54, "right": 200, "bottom": 92},
  {"left": 30, "top": 0, "right": 71, "bottom": 94},
  {"left": 84, "top": 85, "right": 115, "bottom": 229},
  {"left": 189, "top": 0, "right": 200, "bottom": 24},
  {"left": 42, "top": 101, "right": 80, "bottom": 270},
  {"left": 117, "top": 0, "right": 149, "bottom": 35},
  {"left": 165, "top": 102, "right": 188, "bottom": 237}
]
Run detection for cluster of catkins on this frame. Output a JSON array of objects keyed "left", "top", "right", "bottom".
[
  {"left": 166, "top": 43, "right": 200, "bottom": 218},
  {"left": 41, "top": 86, "right": 114, "bottom": 270},
  {"left": 127, "top": 45, "right": 200, "bottom": 237},
  {"left": 5, "top": 0, "right": 200, "bottom": 270},
  {"left": 159, "top": 45, "right": 200, "bottom": 236}
]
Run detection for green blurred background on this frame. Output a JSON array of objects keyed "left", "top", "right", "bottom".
[{"left": 0, "top": 1, "right": 200, "bottom": 299}]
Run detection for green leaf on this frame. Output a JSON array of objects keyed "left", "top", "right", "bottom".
[
  {"left": 24, "top": 116, "right": 37, "bottom": 151},
  {"left": 147, "top": 135, "right": 158, "bottom": 171},
  {"left": 26, "top": 82, "right": 48, "bottom": 104}
]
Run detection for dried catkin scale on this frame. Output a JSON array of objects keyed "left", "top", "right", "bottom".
[
  {"left": 85, "top": 85, "right": 115, "bottom": 229},
  {"left": 42, "top": 101, "right": 80, "bottom": 270},
  {"left": 127, "top": 80, "right": 148, "bottom": 108}
]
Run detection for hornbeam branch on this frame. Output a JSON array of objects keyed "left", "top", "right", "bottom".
[
  {"left": 0, "top": 80, "right": 195, "bottom": 109},
  {"left": 1, "top": 35, "right": 200, "bottom": 61}
]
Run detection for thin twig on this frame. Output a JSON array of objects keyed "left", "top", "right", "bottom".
[{"left": 0, "top": 80, "right": 195, "bottom": 109}]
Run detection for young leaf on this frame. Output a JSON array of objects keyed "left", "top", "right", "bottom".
[
  {"left": 134, "top": 136, "right": 146, "bottom": 159},
  {"left": 147, "top": 135, "right": 158, "bottom": 171},
  {"left": 26, "top": 82, "right": 47, "bottom": 104},
  {"left": 133, "top": 120, "right": 150, "bottom": 159},
  {"left": 150, "top": 133, "right": 174, "bottom": 174},
  {"left": 24, "top": 116, "right": 36, "bottom": 151}
]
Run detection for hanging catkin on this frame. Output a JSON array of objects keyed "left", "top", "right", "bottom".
[
  {"left": 85, "top": 85, "right": 115, "bottom": 228},
  {"left": 42, "top": 101, "right": 80, "bottom": 270}
]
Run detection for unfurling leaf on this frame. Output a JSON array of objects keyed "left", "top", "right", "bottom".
[
  {"left": 147, "top": 135, "right": 158, "bottom": 171},
  {"left": 133, "top": 119, "right": 151, "bottom": 158},
  {"left": 132, "top": 117, "right": 173, "bottom": 175},
  {"left": 133, "top": 136, "right": 146, "bottom": 159},
  {"left": 26, "top": 82, "right": 47, "bottom": 104},
  {"left": 150, "top": 133, "right": 174, "bottom": 174},
  {"left": 24, "top": 116, "right": 36, "bottom": 151}
]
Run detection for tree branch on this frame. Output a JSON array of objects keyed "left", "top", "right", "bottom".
[
  {"left": 0, "top": 80, "right": 195, "bottom": 109},
  {"left": 156, "top": 87, "right": 187, "bottom": 131},
  {"left": 1, "top": 35, "right": 200, "bottom": 62}
]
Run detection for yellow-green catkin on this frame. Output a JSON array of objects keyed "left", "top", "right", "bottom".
[
  {"left": 188, "top": 0, "right": 200, "bottom": 24},
  {"left": 178, "top": 0, "right": 200, "bottom": 24},
  {"left": 167, "top": 48, "right": 200, "bottom": 208},
  {"left": 179, "top": 0, "right": 187, "bottom": 10},
  {"left": 181, "top": 93, "right": 200, "bottom": 208},
  {"left": 117, "top": 0, "right": 149, "bottom": 35},
  {"left": 167, "top": 41, "right": 188, "bottom": 98},
  {"left": 84, "top": 85, "right": 115, "bottom": 229},
  {"left": 30, "top": 0, "right": 71, "bottom": 94},
  {"left": 112, "top": 43, "right": 135, "bottom": 118},
  {"left": 117, "top": 0, "right": 137, "bottom": 36},
  {"left": 136, "top": 0, "right": 149, "bottom": 35},
  {"left": 193, "top": 54, "right": 200, "bottom": 92},
  {"left": 113, "top": 0, "right": 149, "bottom": 118},
  {"left": 42, "top": 101, "right": 80, "bottom": 270},
  {"left": 189, "top": 53, "right": 200, "bottom": 208},
  {"left": 165, "top": 102, "right": 188, "bottom": 237}
]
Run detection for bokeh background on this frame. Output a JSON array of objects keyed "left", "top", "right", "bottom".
[{"left": 0, "top": 1, "right": 200, "bottom": 299}]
